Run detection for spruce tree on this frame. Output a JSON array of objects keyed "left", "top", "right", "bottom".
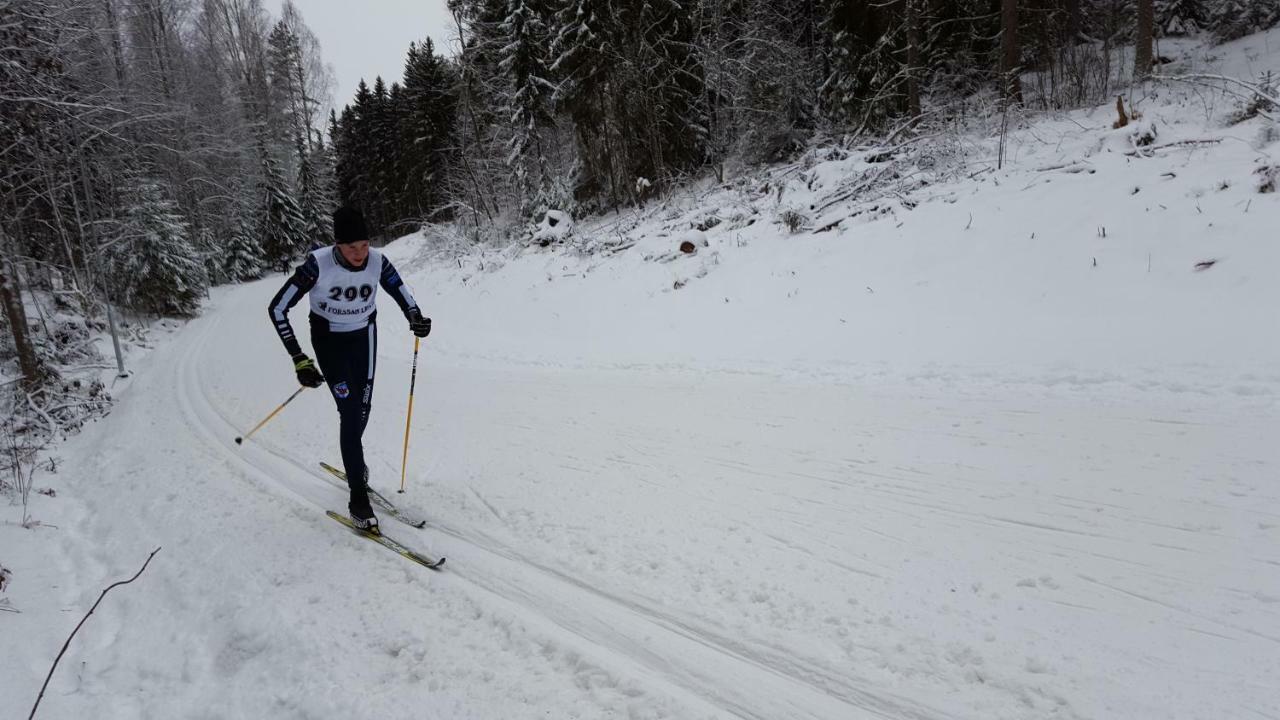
[
  {"left": 1209, "top": 0, "right": 1253, "bottom": 42},
  {"left": 1208, "top": 0, "right": 1280, "bottom": 41},
  {"left": 624, "top": 0, "right": 708, "bottom": 181},
  {"left": 268, "top": 20, "right": 306, "bottom": 147},
  {"left": 317, "top": 116, "right": 341, "bottom": 219},
  {"left": 551, "top": 0, "right": 618, "bottom": 203},
  {"left": 108, "top": 178, "right": 208, "bottom": 317},
  {"left": 819, "top": 0, "right": 904, "bottom": 126},
  {"left": 224, "top": 222, "right": 265, "bottom": 282},
  {"left": 369, "top": 76, "right": 397, "bottom": 232},
  {"left": 454, "top": 0, "right": 510, "bottom": 130},
  {"left": 258, "top": 152, "right": 308, "bottom": 271},
  {"left": 387, "top": 80, "right": 412, "bottom": 222},
  {"left": 334, "top": 105, "right": 359, "bottom": 204},
  {"left": 1157, "top": 0, "right": 1207, "bottom": 34},
  {"left": 500, "top": 0, "right": 556, "bottom": 211},
  {"left": 296, "top": 135, "right": 332, "bottom": 248},
  {"left": 400, "top": 39, "right": 458, "bottom": 220},
  {"left": 194, "top": 226, "right": 227, "bottom": 287},
  {"left": 343, "top": 81, "right": 377, "bottom": 223}
]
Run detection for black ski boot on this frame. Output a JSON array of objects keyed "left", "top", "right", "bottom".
[{"left": 349, "top": 482, "right": 380, "bottom": 534}]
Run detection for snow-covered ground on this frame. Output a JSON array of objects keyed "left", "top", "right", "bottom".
[{"left": 4, "top": 30, "right": 1279, "bottom": 720}]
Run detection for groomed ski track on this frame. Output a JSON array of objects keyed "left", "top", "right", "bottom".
[
  {"left": 171, "top": 281, "right": 953, "bottom": 720},
  {"left": 14, "top": 263, "right": 1274, "bottom": 720}
]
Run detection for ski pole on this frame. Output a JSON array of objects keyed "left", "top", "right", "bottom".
[
  {"left": 399, "top": 337, "right": 421, "bottom": 493},
  {"left": 235, "top": 386, "right": 306, "bottom": 445}
]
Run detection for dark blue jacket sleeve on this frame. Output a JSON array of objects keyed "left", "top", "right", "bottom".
[
  {"left": 267, "top": 255, "right": 319, "bottom": 356},
  {"left": 379, "top": 256, "right": 420, "bottom": 319}
]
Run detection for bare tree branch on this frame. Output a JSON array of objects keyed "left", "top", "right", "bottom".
[{"left": 29, "top": 547, "right": 162, "bottom": 720}]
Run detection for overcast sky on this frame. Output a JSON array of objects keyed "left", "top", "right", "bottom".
[{"left": 282, "top": 0, "right": 457, "bottom": 115}]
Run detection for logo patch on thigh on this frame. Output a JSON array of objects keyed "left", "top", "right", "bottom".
[{"left": 333, "top": 381, "right": 350, "bottom": 399}]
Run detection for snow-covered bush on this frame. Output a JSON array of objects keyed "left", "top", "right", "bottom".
[
  {"left": 723, "top": 206, "right": 759, "bottom": 232},
  {"left": 1131, "top": 120, "right": 1159, "bottom": 147},
  {"left": 742, "top": 127, "right": 807, "bottom": 166},
  {"left": 778, "top": 208, "right": 809, "bottom": 233},
  {"left": 34, "top": 311, "right": 99, "bottom": 368},
  {"left": 692, "top": 214, "right": 722, "bottom": 232},
  {"left": 1259, "top": 122, "right": 1280, "bottom": 147},
  {"left": 1225, "top": 72, "right": 1277, "bottom": 125},
  {"left": 1256, "top": 163, "right": 1279, "bottom": 193},
  {"left": 531, "top": 210, "right": 574, "bottom": 247}
]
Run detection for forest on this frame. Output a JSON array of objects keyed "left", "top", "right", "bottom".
[{"left": 1, "top": 0, "right": 1277, "bottom": 392}]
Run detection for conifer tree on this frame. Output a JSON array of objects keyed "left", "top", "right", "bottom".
[
  {"left": 296, "top": 135, "right": 332, "bottom": 248},
  {"left": 368, "top": 76, "right": 397, "bottom": 231},
  {"left": 268, "top": 19, "right": 306, "bottom": 147},
  {"left": 1209, "top": 0, "right": 1280, "bottom": 42},
  {"left": 107, "top": 178, "right": 208, "bottom": 317},
  {"left": 336, "top": 81, "right": 376, "bottom": 221},
  {"left": 224, "top": 222, "right": 265, "bottom": 282},
  {"left": 258, "top": 152, "right": 308, "bottom": 271},
  {"left": 1208, "top": 0, "right": 1249, "bottom": 42},
  {"left": 819, "top": 0, "right": 905, "bottom": 125},
  {"left": 551, "top": 0, "right": 619, "bottom": 203},
  {"left": 501, "top": 0, "right": 556, "bottom": 211},
  {"left": 1157, "top": 0, "right": 1206, "bottom": 35}
]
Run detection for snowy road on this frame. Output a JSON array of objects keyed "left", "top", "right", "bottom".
[{"left": 6, "top": 270, "right": 1276, "bottom": 720}]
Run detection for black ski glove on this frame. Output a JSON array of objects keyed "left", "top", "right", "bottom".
[
  {"left": 408, "top": 309, "right": 432, "bottom": 338},
  {"left": 292, "top": 353, "right": 324, "bottom": 388}
]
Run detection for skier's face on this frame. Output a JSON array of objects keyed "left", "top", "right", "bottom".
[{"left": 338, "top": 240, "right": 369, "bottom": 267}]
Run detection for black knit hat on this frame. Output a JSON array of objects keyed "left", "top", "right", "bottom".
[{"left": 333, "top": 206, "right": 368, "bottom": 244}]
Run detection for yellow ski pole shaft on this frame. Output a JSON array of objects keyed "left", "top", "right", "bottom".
[
  {"left": 235, "top": 386, "right": 307, "bottom": 445},
  {"left": 399, "top": 337, "right": 421, "bottom": 493}
]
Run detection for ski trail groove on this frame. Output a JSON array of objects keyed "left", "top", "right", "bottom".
[{"left": 170, "top": 290, "right": 963, "bottom": 720}]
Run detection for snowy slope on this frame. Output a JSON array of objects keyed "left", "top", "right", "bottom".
[{"left": 3, "top": 30, "right": 1279, "bottom": 720}]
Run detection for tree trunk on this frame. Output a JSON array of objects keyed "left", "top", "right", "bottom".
[
  {"left": 0, "top": 257, "right": 43, "bottom": 391},
  {"left": 1065, "top": 0, "right": 1082, "bottom": 40},
  {"left": 1001, "top": 0, "right": 1022, "bottom": 103},
  {"left": 103, "top": 0, "right": 129, "bottom": 94},
  {"left": 906, "top": 0, "right": 922, "bottom": 117},
  {"left": 1134, "top": 0, "right": 1153, "bottom": 80}
]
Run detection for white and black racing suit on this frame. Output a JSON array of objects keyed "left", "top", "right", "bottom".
[{"left": 268, "top": 246, "right": 421, "bottom": 489}]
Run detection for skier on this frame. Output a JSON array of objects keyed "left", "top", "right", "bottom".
[{"left": 268, "top": 206, "right": 431, "bottom": 532}]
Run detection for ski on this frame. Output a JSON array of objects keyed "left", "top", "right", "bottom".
[
  {"left": 327, "top": 511, "right": 445, "bottom": 570},
  {"left": 318, "top": 461, "right": 427, "bottom": 529}
]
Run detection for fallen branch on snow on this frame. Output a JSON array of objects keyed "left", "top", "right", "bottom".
[
  {"left": 1152, "top": 73, "right": 1277, "bottom": 123},
  {"left": 23, "top": 392, "right": 60, "bottom": 440},
  {"left": 29, "top": 547, "right": 161, "bottom": 720},
  {"left": 1123, "top": 139, "right": 1223, "bottom": 157},
  {"left": 1034, "top": 161, "right": 1094, "bottom": 174}
]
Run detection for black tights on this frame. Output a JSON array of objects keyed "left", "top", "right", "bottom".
[{"left": 312, "top": 323, "right": 377, "bottom": 489}]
